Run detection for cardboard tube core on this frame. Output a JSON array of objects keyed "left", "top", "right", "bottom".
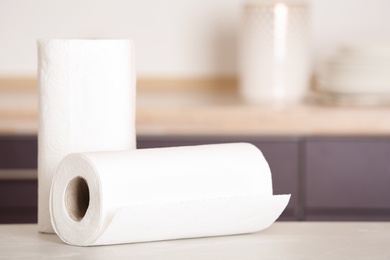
[{"left": 65, "top": 177, "right": 90, "bottom": 222}]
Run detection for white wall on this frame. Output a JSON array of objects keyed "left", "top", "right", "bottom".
[{"left": 0, "top": 0, "right": 389, "bottom": 77}]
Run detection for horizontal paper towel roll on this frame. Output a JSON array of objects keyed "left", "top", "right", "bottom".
[
  {"left": 38, "top": 39, "right": 136, "bottom": 233},
  {"left": 50, "top": 143, "right": 290, "bottom": 246}
]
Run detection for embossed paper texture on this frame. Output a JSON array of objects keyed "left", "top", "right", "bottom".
[{"left": 38, "top": 39, "right": 136, "bottom": 233}]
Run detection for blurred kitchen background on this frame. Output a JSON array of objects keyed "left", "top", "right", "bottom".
[
  {"left": 0, "top": 0, "right": 389, "bottom": 78},
  {"left": 1, "top": 0, "right": 390, "bottom": 223}
]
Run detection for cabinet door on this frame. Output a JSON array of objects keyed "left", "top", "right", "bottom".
[
  {"left": 0, "top": 179, "right": 37, "bottom": 223},
  {"left": 138, "top": 135, "right": 299, "bottom": 220},
  {"left": 305, "top": 138, "right": 390, "bottom": 221},
  {"left": 0, "top": 136, "right": 38, "bottom": 223},
  {"left": 0, "top": 136, "right": 37, "bottom": 169}
]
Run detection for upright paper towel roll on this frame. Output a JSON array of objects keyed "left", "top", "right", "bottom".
[
  {"left": 38, "top": 39, "right": 136, "bottom": 233},
  {"left": 50, "top": 143, "right": 290, "bottom": 246}
]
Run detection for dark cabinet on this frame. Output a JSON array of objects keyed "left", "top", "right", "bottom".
[
  {"left": 0, "top": 136, "right": 38, "bottom": 223},
  {"left": 305, "top": 137, "right": 390, "bottom": 221},
  {"left": 0, "top": 180, "right": 37, "bottom": 223},
  {"left": 0, "top": 136, "right": 37, "bottom": 169},
  {"left": 1, "top": 135, "right": 390, "bottom": 223}
]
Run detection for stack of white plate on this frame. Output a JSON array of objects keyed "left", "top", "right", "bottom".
[{"left": 315, "top": 41, "right": 390, "bottom": 106}]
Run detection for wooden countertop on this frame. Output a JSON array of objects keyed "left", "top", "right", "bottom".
[
  {"left": 1, "top": 77, "right": 390, "bottom": 136},
  {"left": 1, "top": 222, "right": 390, "bottom": 259}
]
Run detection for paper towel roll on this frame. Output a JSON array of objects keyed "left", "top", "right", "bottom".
[
  {"left": 50, "top": 143, "right": 290, "bottom": 246},
  {"left": 38, "top": 39, "right": 136, "bottom": 233}
]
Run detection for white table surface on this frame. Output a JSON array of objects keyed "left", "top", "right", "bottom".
[{"left": 1, "top": 222, "right": 389, "bottom": 259}]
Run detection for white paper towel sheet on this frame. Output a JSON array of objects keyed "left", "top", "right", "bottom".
[
  {"left": 50, "top": 143, "right": 290, "bottom": 246},
  {"left": 38, "top": 39, "right": 136, "bottom": 233}
]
